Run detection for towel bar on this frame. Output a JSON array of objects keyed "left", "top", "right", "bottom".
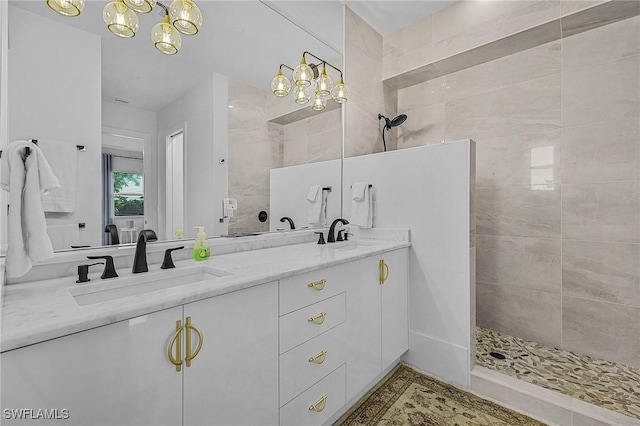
[
  {"left": 350, "top": 184, "right": 373, "bottom": 188},
  {"left": 1, "top": 142, "right": 85, "bottom": 158}
]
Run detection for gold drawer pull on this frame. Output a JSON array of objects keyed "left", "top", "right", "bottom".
[
  {"left": 185, "top": 316, "right": 203, "bottom": 367},
  {"left": 379, "top": 259, "right": 389, "bottom": 284},
  {"left": 308, "top": 350, "right": 327, "bottom": 364},
  {"left": 308, "top": 279, "right": 326, "bottom": 291},
  {"left": 307, "top": 312, "right": 326, "bottom": 325},
  {"left": 309, "top": 394, "right": 327, "bottom": 412},
  {"left": 167, "top": 320, "right": 183, "bottom": 372}
]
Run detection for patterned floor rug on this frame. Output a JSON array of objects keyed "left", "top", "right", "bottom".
[{"left": 335, "top": 364, "right": 546, "bottom": 426}]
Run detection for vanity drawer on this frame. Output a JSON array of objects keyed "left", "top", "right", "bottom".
[
  {"left": 280, "top": 364, "right": 346, "bottom": 426},
  {"left": 279, "top": 263, "right": 354, "bottom": 315},
  {"left": 280, "top": 323, "right": 347, "bottom": 406},
  {"left": 279, "top": 293, "right": 346, "bottom": 354}
]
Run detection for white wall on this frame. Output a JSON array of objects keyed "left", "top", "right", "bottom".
[
  {"left": 342, "top": 141, "right": 475, "bottom": 387},
  {"left": 157, "top": 73, "right": 228, "bottom": 240},
  {"left": 7, "top": 6, "right": 101, "bottom": 247},
  {"left": 269, "top": 159, "right": 342, "bottom": 231}
]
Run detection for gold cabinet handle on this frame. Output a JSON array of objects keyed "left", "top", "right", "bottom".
[
  {"left": 307, "top": 279, "right": 326, "bottom": 291},
  {"left": 167, "top": 320, "right": 183, "bottom": 372},
  {"left": 185, "top": 316, "right": 203, "bottom": 367},
  {"left": 308, "top": 350, "right": 327, "bottom": 364},
  {"left": 379, "top": 259, "right": 390, "bottom": 284},
  {"left": 307, "top": 312, "right": 326, "bottom": 325},
  {"left": 308, "top": 395, "right": 327, "bottom": 412}
]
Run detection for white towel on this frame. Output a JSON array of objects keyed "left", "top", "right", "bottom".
[
  {"left": 0, "top": 141, "right": 60, "bottom": 277},
  {"left": 307, "top": 187, "right": 328, "bottom": 226},
  {"left": 307, "top": 185, "right": 321, "bottom": 202},
  {"left": 39, "top": 141, "right": 77, "bottom": 213},
  {"left": 350, "top": 182, "right": 373, "bottom": 229},
  {"left": 47, "top": 224, "right": 80, "bottom": 250}
]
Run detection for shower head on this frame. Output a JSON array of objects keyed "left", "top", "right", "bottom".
[{"left": 378, "top": 113, "right": 408, "bottom": 130}]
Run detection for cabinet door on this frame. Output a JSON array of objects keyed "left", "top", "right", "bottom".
[
  {"left": 183, "top": 282, "right": 279, "bottom": 426},
  {"left": 345, "top": 256, "right": 381, "bottom": 400},
  {"left": 381, "top": 248, "right": 409, "bottom": 369},
  {"left": 1, "top": 307, "right": 184, "bottom": 426}
]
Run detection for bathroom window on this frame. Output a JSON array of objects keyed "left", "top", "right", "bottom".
[{"left": 113, "top": 172, "right": 144, "bottom": 216}]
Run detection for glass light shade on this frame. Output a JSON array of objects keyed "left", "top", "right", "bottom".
[
  {"left": 152, "top": 16, "right": 182, "bottom": 55},
  {"left": 312, "top": 91, "right": 326, "bottom": 111},
  {"left": 123, "top": 0, "right": 156, "bottom": 13},
  {"left": 293, "top": 86, "right": 310, "bottom": 105},
  {"left": 271, "top": 69, "right": 291, "bottom": 97},
  {"left": 169, "top": 0, "right": 203, "bottom": 35},
  {"left": 103, "top": 0, "right": 139, "bottom": 38},
  {"left": 46, "top": 0, "right": 85, "bottom": 17},
  {"left": 331, "top": 77, "right": 349, "bottom": 104},
  {"left": 293, "top": 56, "right": 313, "bottom": 87},
  {"left": 316, "top": 66, "right": 333, "bottom": 96}
]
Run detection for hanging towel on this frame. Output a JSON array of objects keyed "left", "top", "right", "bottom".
[
  {"left": 47, "top": 224, "right": 80, "bottom": 250},
  {"left": 307, "top": 186, "right": 328, "bottom": 226},
  {"left": 0, "top": 141, "right": 60, "bottom": 277},
  {"left": 39, "top": 141, "right": 77, "bottom": 213},
  {"left": 350, "top": 182, "right": 373, "bottom": 229},
  {"left": 307, "top": 185, "right": 321, "bottom": 202}
]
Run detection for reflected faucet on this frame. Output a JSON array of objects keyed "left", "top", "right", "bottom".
[
  {"left": 327, "top": 218, "right": 349, "bottom": 243},
  {"left": 279, "top": 216, "right": 295, "bottom": 230},
  {"left": 132, "top": 229, "right": 158, "bottom": 273}
]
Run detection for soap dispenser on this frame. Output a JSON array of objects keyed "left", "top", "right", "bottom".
[{"left": 193, "top": 226, "right": 211, "bottom": 261}]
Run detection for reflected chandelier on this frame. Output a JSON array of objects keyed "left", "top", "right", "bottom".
[
  {"left": 45, "top": 0, "right": 203, "bottom": 55},
  {"left": 271, "top": 52, "right": 348, "bottom": 111}
]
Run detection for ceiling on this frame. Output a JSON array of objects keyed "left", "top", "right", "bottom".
[{"left": 9, "top": 0, "right": 456, "bottom": 112}]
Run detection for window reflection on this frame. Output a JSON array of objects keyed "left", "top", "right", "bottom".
[{"left": 530, "top": 146, "right": 554, "bottom": 190}]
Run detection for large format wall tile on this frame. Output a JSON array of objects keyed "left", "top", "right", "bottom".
[
  {"left": 562, "top": 54, "right": 639, "bottom": 127},
  {"left": 477, "top": 283, "right": 562, "bottom": 348},
  {"left": 562, "top": 181, "right": 640, "bottom": 243},
  {"left": 398, "top": 77, "right": 446, "bottom": 110},
  {"left": 562, "top": 118, "right": 639, "bottom": 184},
  {"left": 396, "top": 103, "right": 445, "bottom": 149},
  {"left": 445, "top": 74, "right": 561, "bottom": 142},
  {"left": 476, "top": 185, "right": 561, "bottom": 238},
  {"left": 562, "top": 296, "right": 640, "bottom": 368},
  {"left": 476, "top": 235, "right": 561, "bottom": 293},
  {"left": 563, "top": 240, "right": 640, "bottom": 307}
]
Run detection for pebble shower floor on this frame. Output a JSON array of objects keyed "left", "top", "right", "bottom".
[{"left": 475, "top": 327, "right": 640, "bottom": 421}]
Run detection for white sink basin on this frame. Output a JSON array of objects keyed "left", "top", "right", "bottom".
[
  {"left": 70, "top": 265, "right": 230, "bottom": 306},
  {"left": 326, "top": 240, "right": 378, "bottom": 251}
]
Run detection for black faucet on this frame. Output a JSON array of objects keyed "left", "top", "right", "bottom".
[
  {"left": 87, "top": 255, "right": 118, "bottom": 279},
  {"left": 327, "top": 219, "right": 349, "bottom": 243},
  {"left": 132, "top": 229, "right": 158, "bottom": 273},
  {"left": 279, "top": 216, "right": 295, "bottom": 230}
]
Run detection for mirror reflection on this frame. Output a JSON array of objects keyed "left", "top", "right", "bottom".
[{"left": 4, "top": 0, "right": 343, "bottom": 251}]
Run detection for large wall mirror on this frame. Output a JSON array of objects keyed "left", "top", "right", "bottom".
[{"left": 3, "top": 0, "right": 344, "bottom": 251}]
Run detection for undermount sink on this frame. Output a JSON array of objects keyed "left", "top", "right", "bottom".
[
  {"left": 326, "top": 240, "right": 378, "bottom": 251},
  {"left": 70, "top": 265, "right": 230, "bottom": 306}
]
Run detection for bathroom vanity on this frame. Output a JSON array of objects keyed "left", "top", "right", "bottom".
[{"left": 1, "top": 235, "right": 409, "bottom": 425}]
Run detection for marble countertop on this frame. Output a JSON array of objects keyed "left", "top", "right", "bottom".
[{"left": 1, "top": 238, "right": 409, "bottom": 352}]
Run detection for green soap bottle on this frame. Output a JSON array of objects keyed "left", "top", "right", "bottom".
[{"left": 193, "top": 226, "right": 211, "bottom": 261}]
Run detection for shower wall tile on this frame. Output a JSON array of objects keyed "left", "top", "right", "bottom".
[
  {"left": 562, "top": 181, "right": 640, "bottom": 243},
  {"left": 345, "top": 6, "right": 382, "bottom": 59},
  {"left": 562, "top": 15, "right": 640, "bottom": 71},
  {"left": 445, "top": 73, "right": 561, "bottom": 142},
  {"left": 477, "top": 283, "right": 562, "bottom": 348},
  {"left": 383, "top": 14, "right": 432, "bottom": 65},
  {"left": 228, "top": 194, "right": 270, "bottom": 235},
  {"left": 563, "top": 240, "right": 640, "bottom": 307},
  {"left": 562, "top": 296, "right": 640, "bottom": 368},
  {"left": 476, "top": 235, "right": 561, "bottom": 293},
  {"left": 397, "top": 77, "right": 446, "bottom": 110},
  {"left": 396, "top": 102, "right": 445, "bottom": 149},
  {"left": 346, "top": 38, "right": 384, "bottom": 104},
  {"left": 561, "top": 0, "right": 609, "bottom": 17},
  {"left": 283, "top": 120, "right": 308, "bottom": 167},
  {"left": 562, "top": 118, "right": 639, "bottom": 184},
  {"left": 476, "top": 185, "right": 561, "bottom": 238},
  {"left": 562, "top": 54, "right": 640, "bottom": 128},
  {"left": 345, "top": 93, "right": 384, "bottom": 157},
  {"left": 475, "top": 130, "right": 561, "bottom": 188}
]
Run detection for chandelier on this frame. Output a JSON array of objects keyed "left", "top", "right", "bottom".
[
  {"left": 45, "top": 0, "right": 203, "bottom": 55},
  {"left": 271, "top": 52, "right": 348, "bottom": 112}
]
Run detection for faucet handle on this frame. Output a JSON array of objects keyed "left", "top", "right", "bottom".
[
  {"left": 86, "top": 255, "right": 118, "bottom": 279},
  {"left": 161, "top": 246, "right": 185, "bottom": 269},
  {"left": 315, "top": 232, "right": 326, "bottom": 245},
  {"left": 344, "top": 232, "right": 353, "bottom": 241},
  {"left": 76, "top": 262, "right": 104, "bottom": 283},
  {"left": 337, "top": 230, "right": 345, "bottom": 242}
]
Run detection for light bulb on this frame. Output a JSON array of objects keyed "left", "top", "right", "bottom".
[
  {"left": 316, "top": 65, "right": 333, "bottom": 96},
  {"left": 331, "top": 77, "right": 349, "bottom": 104},
  {"left": 271, "top": 69, "right": 291, "bottom": 97},
  {"left": 169, "top": 0, "right": 203, "bottom": 35},
  {"left": 46, "top": 0, "right": 84, "bottom": 17},
  {"left": 293, "top": 56, "right": 313, "bottom": 87},
  {"left": 124, "top": 0, "right": 156, "bottom": 13},
  {"left": 103, "top": 0, "right": 139, "bottom": 38},
  {"left": 152, "top": 15, "right": 182, "bottom": 55},
  {"left": 312, "top": 90, "right": 326, "bottom": 111},
  {"left": 293, "top": 86, "right": 310, "bottom": 105}
]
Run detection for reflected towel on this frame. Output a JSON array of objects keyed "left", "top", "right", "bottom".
[
  {"left": 307, "top": 187, "right": 328, "bottom": 226},
  {"left": 47, "top": 224, "right": 80, "bottom": 251},
  {"left": 40, "top": 141, "right": 77, "bottom": 213},
  {"left": 350, "top": 182, "right": 373, "bottom": 229},
  {"left": 307, "top": 185, "right": 321, "bottom": 202}
]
